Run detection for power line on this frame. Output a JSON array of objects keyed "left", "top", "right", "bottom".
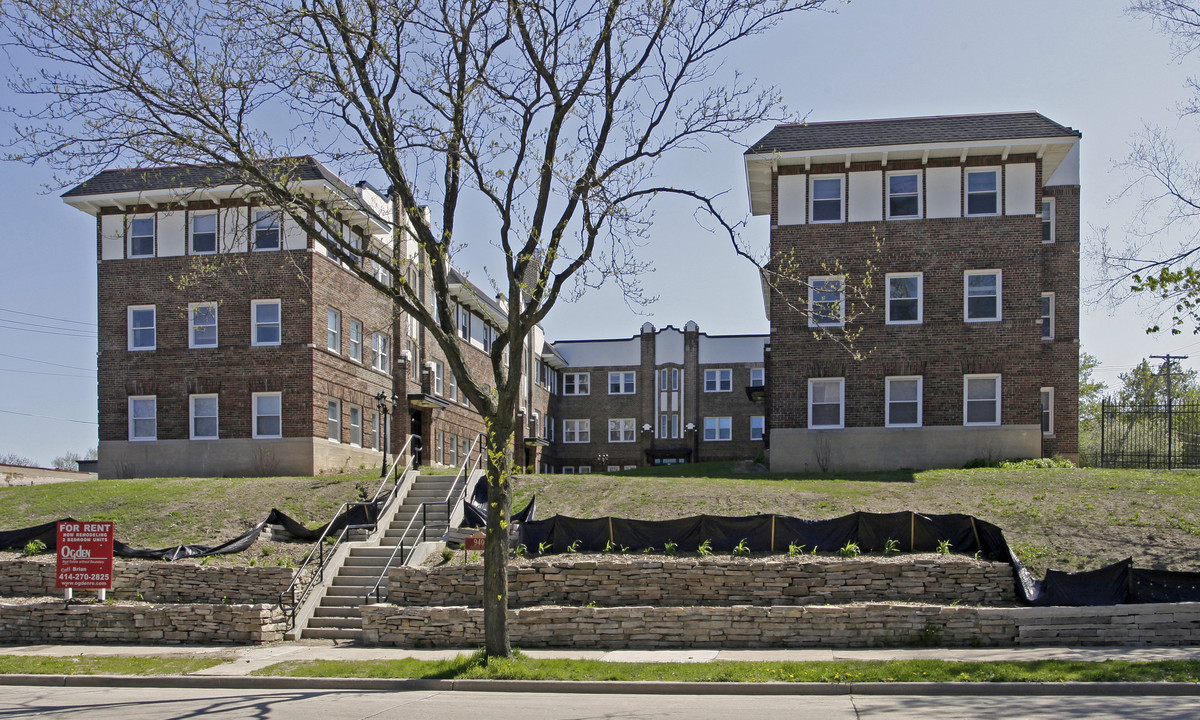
[
  {"left": 0, "top": 306, "right": 96, "bottom": 327},
  {"left": 0, "top": 367, "right": 93, "bottom": 379},
  {"left": 0, "top": 352, "right": 94, "bottom": 372},
  {"left": 0, "top": 323, "right": 96, "bottom": 338},
  {"left": 0, "top": 408, "right": 96, "bottom": 425},
  {"left": 0, "top": 316, "right": 97, "bottom": 334}
]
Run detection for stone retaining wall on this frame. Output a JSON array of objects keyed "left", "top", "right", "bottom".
[
  {"left": 0, "top": 602, "right": 286, "bottom": 644},
  {"left": 360, "top": 602, "right": 1200, "bottom": 649},
  {"left": 0, "top": 560, "right": 299, "bottom": 604},
  {"left": 387, "top": 557, "right": 1017, "bottom": 608}
]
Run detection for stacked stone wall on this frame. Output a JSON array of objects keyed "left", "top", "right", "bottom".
[
  {"left": 0, "top": 602, "right": 285, "bottom": 644},
  {"left": 0, "top": 560, "right": 299, "bottom": 604}
]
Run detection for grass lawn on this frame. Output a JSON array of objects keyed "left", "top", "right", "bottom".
[
  {"left": 251, "top": 652, "right": 1200, "bottom": 683},
  {"left": 0, "top": 655, "right": 226, "bottom": 675}
]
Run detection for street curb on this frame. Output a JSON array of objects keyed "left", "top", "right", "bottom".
[{"left": 0, "top": 675, "right": 1197, "bottom": 695}]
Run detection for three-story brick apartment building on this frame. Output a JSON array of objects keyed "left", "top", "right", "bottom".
[{"left": 743, "top": 112, "right": 1081, "bottom": 471}]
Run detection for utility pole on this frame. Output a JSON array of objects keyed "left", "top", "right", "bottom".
[{"left": 1151, "top": 354, "right": 1189, "bottom": 470}]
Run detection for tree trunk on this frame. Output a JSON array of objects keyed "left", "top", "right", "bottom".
[{"left": 482, "top": 415, "right": 513, "bottom": 658}]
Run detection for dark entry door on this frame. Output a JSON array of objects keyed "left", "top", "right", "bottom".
[{"left": 410, "top": 410, "right": 424, "bottom": 467}]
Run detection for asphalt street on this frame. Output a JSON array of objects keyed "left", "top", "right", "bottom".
[{"left": 1, "top": 687, "right": 1199, "bottom": 720}]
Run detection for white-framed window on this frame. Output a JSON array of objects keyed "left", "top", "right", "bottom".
[
  {"left": 660, "top": 368, "right": 680, "bottom": 390},
  {"left": 252, "top": 392, "right": 282, "bottom": 439},
  {"left": 563, "top": 372, "right": 590, "bottom": 396},
  {"left": 369, "top": 410, "right": 380, "bottom": 450},
  {"left": 456, "top": 305, "right": 470, "bottom": 340},
  {"left": 750, "top": 367, "right": 765, "bottom": 388},
  {"left": 886, "top": 273, "right": 922, "bottom": 325},
  {"left": 885, "top": 376, "right": 922, "bottom": 428},
  {"left": 561, "top": 466, "right": 575, "bottom": 474},
  {"left": 253, "top": 210, "right": 280, "bottom": 251},
  {"left": 608, "top": 371, "right": 635, "bottom": 395},
  {"left": 608, "top": 418, "right": 636, "bottom": 443},
  {"left": 564, "top": 419, "right": 590, "bottom": 443},
  {"left": 348, "top": 319, "right": 363, "bottom": 362},
  {"left": 965, "top": 168, "right": 1001, "bottom": 216},
  {"left": 1041, "top": 387, "right": 1054, "bottom": 436},
  {"left": 808, "top": 275, "right": 845, "bottom": 327},
  {"left": 327, "top": 308, "right": 341, "bottom": 352},
  {"left": 623, "top": 465, "right": 637, "bottom": 471},
  {"left": 251, "top": 299, "right": 281, "bottom": 346},
  {"left": 371, "top": 332, "right": 390, "bottom": 372},
  {"left": 703, "top": 416, "right": 732, "bottom": 441},
  {"left": 190, "top": 212, "right": 217, "bottom": 254},
  {"left": 1041, "top": 293, "right": 1055, "bottom": 340},
  {"left": 704, "top": 368, "right": 732, "bottom": 392},
  {"left": 128, "top": 395, "right": 157, "bottom": 441},
  {"left": 810, "top": 175, "right": 844, "bottom": 223},
  {"left": 127, "top": 305, "right": 156, "bottom": 351},
  {"left": 887, "top": 171, "right": 922, "bottom": 219},
  {"left": 190, "top": 394, "right": 219, "bottom": 440},
  {"left": 188, "top": 302, "right": 218, "bottom": 348},
  {"left": 659, "top": 413, "right": 680, "bottom": 439},
  {"left": 546, "top": 416, "right": 554, "bottom": 441},
  {"left": 448, "top": 434, "right": 458, "bottom": 466},
  {"left": 432, "top": 359, "right": 444, "bottom": 395},
  {"left": 578, "top": 465, "right": 592, "bottom": 474},
  {"left": 750, "top": 416, "right": 765, "bottom": 441},
  {"left": 448, "top": 372, "right": 459, "bottom": 403},
  {"left": 607, "top": 465, "right": 621, "bottom": 473},
  {"left": 808, "top": 377, "right": 845, "bottom": 429},
  {"left": 327, "top": 399, "right": 341, "bottom": 442},
  {"left": 128, "top": 215, "right": 155, "bottom": 258},
  {"left": 964, "top": 374, "right": 1002, "bottom": 426},
  {"left": 350, "top": 406, "right": 363, "bottom": 447},
  {"left": 964, "top": 270, "right": 1002, "bottom": 322},
  {"left": 1042, "top": 197, "right": 1056, "bottom": 243}
]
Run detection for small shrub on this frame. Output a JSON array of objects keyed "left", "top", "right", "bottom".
[
  {"left": 663, "top": 540, "right": 678, "bottom": 556},
  {"left": 837, "top": 541, "right": 861, "bottom": 558},
  {"left": 440, "top": 548, "right": 455, "bottom": 564},
  {"left": 513, "top": 543, "right": 527, "bottom": 558},
  {"left": 642, "top": 546, "right": 654, "bottom": 554},
  {"left": 936, "top": 539, "right": 952, "bottom": 555},
  {"left": 22, "top": 539, "right": 46, "bottom": 556},
  {"left": 999, "top": 456, "right": 1077, "bottom": 469},
  {"left": 883, "top": 538, "right": 901, "bottom": 556},
  {"left": 566, "top": 540, "right": 582, "bottom": 554},
  {"left": 787, "top": 541, "right": 805, "bottom": 556},
  {"left": 537, "top": 541, "right": 553, "bottom": 555},
  {"left": 697, "top": 539, "right": 713, "bottom": 557},
  {"left": 732, "top": 538, "right": 751, "bottom": 557},
  {"left": 962, "top": 457, "right": 1000, "bottom": 469},
  {"left": 275, "top": 557, "right": 296, "bottom": 568}
]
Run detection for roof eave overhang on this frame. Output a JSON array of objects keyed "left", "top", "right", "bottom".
[
  {"left": 744, "top": 135, "right": 1080, "bottom": 217},
  {"left": 447, "top": 283, "right": 508, "bottom": 328}
]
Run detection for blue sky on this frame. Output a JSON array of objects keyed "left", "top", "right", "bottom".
[{"left": 1, "top": 0, "right": 1197, "bottom": 464}]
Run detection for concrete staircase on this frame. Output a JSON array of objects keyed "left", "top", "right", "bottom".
[{"left": 300, "top": 472, "right": 462, "bottom": 641}]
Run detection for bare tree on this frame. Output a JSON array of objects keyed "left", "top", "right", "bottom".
[{"left": 1, "top": 0, "right": 831, "bottom": 656}]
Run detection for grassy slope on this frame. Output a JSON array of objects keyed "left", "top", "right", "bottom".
[{"left": 513, "top": 463, "right": 1200, "bottom": 576}]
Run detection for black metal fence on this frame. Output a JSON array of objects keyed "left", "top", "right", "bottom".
[{"left": 1099, "top": 399, "right": 1200, "bottom": 469}]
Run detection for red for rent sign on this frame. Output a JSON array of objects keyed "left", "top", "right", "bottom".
[{"left": 55, "top": 521, "right": 114, "bottom": 589}]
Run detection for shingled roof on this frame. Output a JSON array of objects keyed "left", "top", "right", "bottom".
[
  {"left": 61, "top": 156, "right": 341, "bottom": 197},
  {"left": 746, "top": 112, "right": 1081, "bottom": 156}
]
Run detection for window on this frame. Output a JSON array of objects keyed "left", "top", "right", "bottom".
[
  {"left": 253, "top": 210, "right": 280, "bottom": 250},
  {"left": 887, "top": 172, "right": 921, "bottom": 219},
  {"left": 578, "top": 465, "right": 592, "bottom": 474},
  {"left": 253, "top": 392, "right": 282, "bottom": 439},
  {"left": 128, "top": 396, "right": 156, "bottom": 441},
  {"left": 750, "top": 368, "right": 765, "bottom": 387},
  {"left": 808, "top": 275, "right": 845, "bottom": 327},
  {"left": 432, "top": 359, "right": 444, "bottom": 395},
  {"left": 189, "top": 302, "right": 218, "bottom": 348},
  {"left": 1042, "top": 198, "right": 1056, "bottom": 243},
  {"left": 561, "top": 466, "right": 575, "bottom": 474},
  {"left": 190, "top": 394, "right": 218, "bottom": 440},
  {"left": 435, "top": 430, "right": 444, "bottom": 465},
  {"left": 350, "top": 406, "right": 362, "bottom": 446},
  {"left": 128, "top": 215, "right": 154, "bottom": 257},
  {"left": 251, "top": 300, "right": 281, "bottom": 346},
  {"left": 563, "top": 419, "right": 590, "bottom": 443},
  {"left": 371, "top": 332, "right": 390, "bottom": 372},
  {"left": 886, "top": 273, "right": 922, "bottom": 324},
  {"left": 886, "top": 376, "right": 922, "bottom": 428},
  {"left": 127, "top": 305, "right": 156, "bottom": 351},
  {"left": 750, "top": 416, "right": 765, "bottom": 441},
  {"left": 457, "top": 305, "right": 470, "bottom": 340},
  {"left": 964, "top": 375, "right": 1001, "bottom": 426},
  {"left": 563, "top": 372, "right": 590, "bottom": 396},
  {"left": 808, "top": 378, "right": 844, "bottom": 429},
  {"left": 546, "top": 416, "right": 554, "bottom": 441},
  {"left": 191, "top": 213, "right": 217, "bottom": 254},
  {"left": 607, "top": 465, "right": 621, "bottom": 473},
  {"left": 369, "top": 410, "right": 380, "bottom": 450},
  {"left": 608, "top": 418, "right": 636, "bottom": 443},
  {"left": 327, "top": 308, "right": 341, "bottom": 352},
  {"left": 349, "top": 319, "right": 363, "bottom": 362},
  {"left": 327, "top": 399, "right": 341, "bottom": 442},
  {"left": 965, "top": 168, "right": 1000, "bottom": 216},
  {"left": 810, "top": 175, "right": 844, "bottom": 222},
  {"left": 461, "top": 436, "right": 470, "bottom": 462},
  {"left": 703, "top": 416, "right": 732, "bottom": 441},
  {"left": 1041, "top": 293, "right": 1055, "bottom": 340},
  {"left": 448, "top": 434, "right": 458, "bottom": 466},
  {"left": 704, "top": 369, "right": 732, "bottom": 392},
  {"left": 608, "top": 371, "right": 635, "bottom": 395},
  {"left": 448, "top": 372, "right": 459, "bottom": 403},
  {"left": 660, "top": 368, "right": 680, "bottom": 390},
  {"left": 964, "top": 270, "right": 1002, "bottom": 322},
  {"left": 1041, "top": 387, "right": 1054, "bottom": 436}
]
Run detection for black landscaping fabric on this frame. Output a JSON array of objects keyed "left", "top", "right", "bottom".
[{"left": 462, "top": 476, "right": 537, "bottom": 528}]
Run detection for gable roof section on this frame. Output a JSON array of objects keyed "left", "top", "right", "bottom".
[
  {"left": 746, "top": 112, "right": 1080, "bottom": 156},
  {"left": 62, "top": 156, "right": 337, "bottom": 198}
]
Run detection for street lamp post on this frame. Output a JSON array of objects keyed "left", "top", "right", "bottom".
[{"left": 375, "top": 391, "right": 391, "bottom": 478}]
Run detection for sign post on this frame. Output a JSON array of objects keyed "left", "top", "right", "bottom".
[
  {"left": 464, "top": 531, "right": 485, "bottom": 563},
  {"left": 55, "top": 522, "right": 114, "bottom": 601}
]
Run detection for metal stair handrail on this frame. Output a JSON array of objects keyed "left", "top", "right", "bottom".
[
  {"left": 278, "top": 436, "right": 414, "bottom": 628},
  {"left": 364, "top": 433, "right": 483, "bottom": 605}
]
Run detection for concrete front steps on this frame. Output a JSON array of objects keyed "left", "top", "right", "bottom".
[{"left": 300, "top": 472, "right": 462, "bottom": 641}]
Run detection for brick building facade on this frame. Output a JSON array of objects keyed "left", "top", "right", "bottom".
[{"left": 744, "top": 112, "right": 1081, "bottom": 471}]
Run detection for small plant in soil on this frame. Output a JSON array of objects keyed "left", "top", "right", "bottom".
[
  {"left": 663, "top": 540, "right": 678, "bottom": 556},
  {"left": 732, "top": 538, "right": 751, "bottom": 557},
  {"left": 883, "top": 538, "right": 901, "bottom": 556},
  {"left": 23, "top": 539, "right": 47, "bottom": 556},
  {"left": 838, "top": 541, "right": 861, "bottom": 558},
  {"left": 936, "top": 539, "right": 952, "bottom": 555},
  {"left": 538, "top": 541, "right": 552, "bottom": 555},
  {"left": 697, "top": 539, "right": 714, "bottom": 557},
  {"left": 566, "top": 540, "right": 582, "bottom": 553},
  {"left": 787, "top": 542, "right": 805, "bottom": 556},
  {"left": 513, "top": 543, "right": 527, "bottom": 558}
]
